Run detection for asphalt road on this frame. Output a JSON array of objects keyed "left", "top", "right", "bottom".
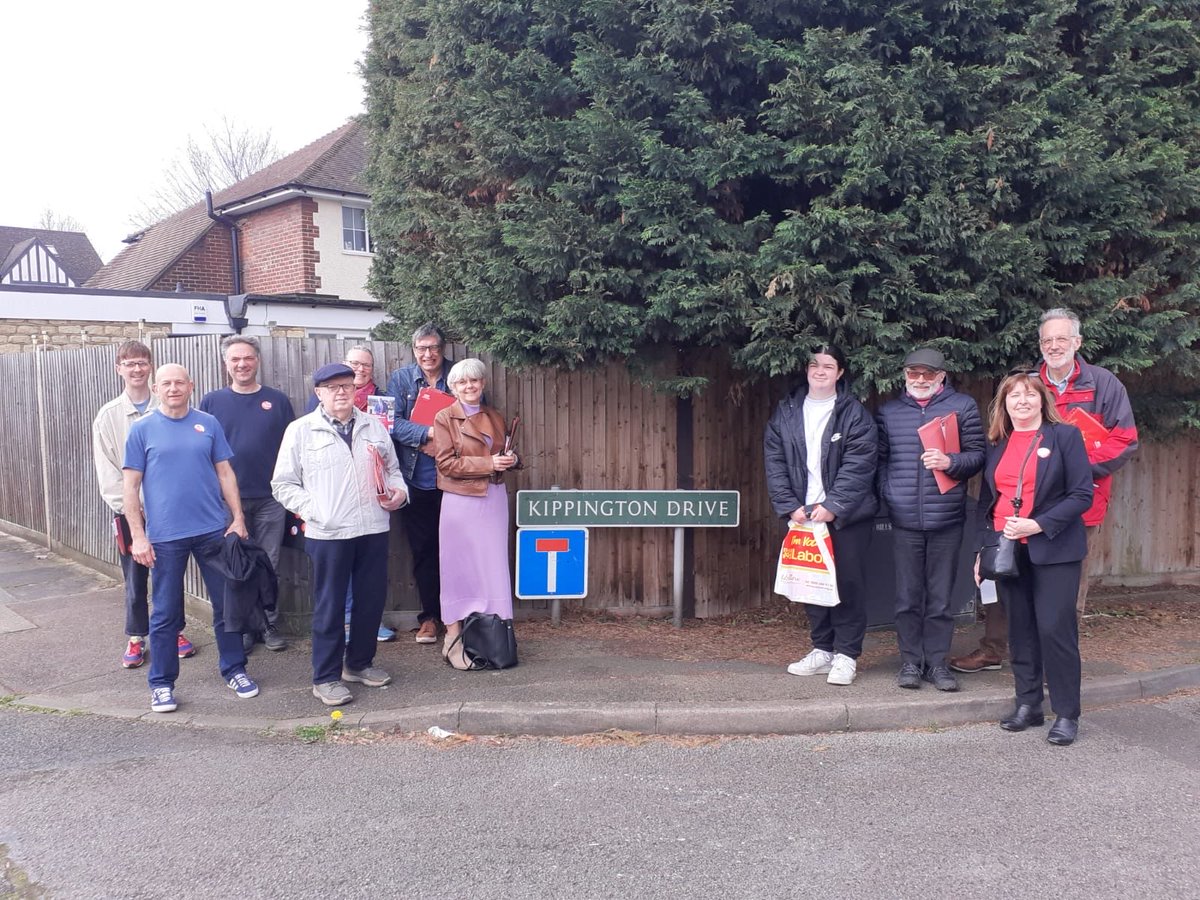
[{"left": 1, "top": 694, "right": 1197, "bottom": 899}]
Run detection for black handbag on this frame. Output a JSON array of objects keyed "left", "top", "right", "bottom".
[
  {"left": 458, "top": 612, "right": 519, "bottom": 670},
  {"left": 979, "top": 428, "right": 1043, "bottom": 582},
  {"left": 979, "top": 529, "right": 1020, "bottom": 580}
]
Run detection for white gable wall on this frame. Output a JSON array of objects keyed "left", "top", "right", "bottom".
[
  {"left": 312, "top": 199, "right": 373, "bottom": 301},
  {"left": 2, "top": 244, "right": 75, "bottom": 286}
]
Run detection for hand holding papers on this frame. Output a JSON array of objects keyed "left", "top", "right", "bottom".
[
  {"left": 1064, "top": 407, "right": 1109, "bottom": 455},
  {"left": 917, "top": 412, "right": 961, "bottom": 494},
  {"left": 410, "top": 387, "right": 455, "bottom": 426}
]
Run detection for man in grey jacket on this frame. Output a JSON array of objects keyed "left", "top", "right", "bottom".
[{"left": 272, "top": 363, "right": 409, "bottom": 706}]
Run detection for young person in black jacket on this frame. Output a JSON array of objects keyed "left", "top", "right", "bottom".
[{"left": 764, "top": 346, "right": 879, "bottom": 686}]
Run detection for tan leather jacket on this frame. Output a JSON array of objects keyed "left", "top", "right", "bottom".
[{"left": 433, "top": 402, "right": 517, "bottom": 497}]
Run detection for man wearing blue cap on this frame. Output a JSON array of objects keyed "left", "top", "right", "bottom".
[{"left": 272, "top": 363, "right": 409, "bottom": 706}]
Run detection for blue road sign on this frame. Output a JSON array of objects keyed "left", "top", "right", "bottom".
[{"left": 515, "top": 527, "right": 588, "bottom": 600}]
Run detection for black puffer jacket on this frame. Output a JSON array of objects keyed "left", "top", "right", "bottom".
[
  {"left": 764, "top": 381, "right": 879, "bottom": 528},
  {"left": 876, "top": 384, "right": 985, "bottom": 531}
]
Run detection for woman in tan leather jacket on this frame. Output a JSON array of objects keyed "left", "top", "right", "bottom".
[{"left": 432, "top": 358, "right": 520, "bottom": 668}]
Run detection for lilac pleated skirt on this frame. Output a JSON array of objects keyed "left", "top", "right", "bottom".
[{"left": 438, "top": 481, "right": 514, "bottom": 622}]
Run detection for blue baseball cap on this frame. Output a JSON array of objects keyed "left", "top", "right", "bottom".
[{"left": 313, "top": 362, "right": 355, "bottom": 386}]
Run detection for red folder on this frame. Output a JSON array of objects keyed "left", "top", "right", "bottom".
[
  {"left": 366, "top": 443, "right": 389, "bottom": 496},
  {"left": 1065, "top": 407, "right": 1109, "bottom": 453},
  {"left": 917, "top": 412, "right": 961, "bottom": 494},
  {"left": 410, "top": 387, "right": 455, "bottom": 426}
]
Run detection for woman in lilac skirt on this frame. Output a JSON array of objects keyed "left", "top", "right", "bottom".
[{"left": 432, "top": 359, "right": 520, "bottom": 669}]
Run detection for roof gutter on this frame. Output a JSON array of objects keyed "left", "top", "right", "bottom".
[{"left": 215, "top": 185, "right": 370, "bottom": 218}]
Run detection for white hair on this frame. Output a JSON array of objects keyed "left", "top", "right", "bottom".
[{"left": 446, "top": 358, "right": 487, "bottom": 387}]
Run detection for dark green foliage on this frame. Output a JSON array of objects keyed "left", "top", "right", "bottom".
[{"left": 364, "top": 0, "right": 1200, "bottom": 421}]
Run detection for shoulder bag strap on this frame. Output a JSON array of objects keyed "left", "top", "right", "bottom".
[{"left": 1010, "top": 428, "right": 1044, "bottom": 514}]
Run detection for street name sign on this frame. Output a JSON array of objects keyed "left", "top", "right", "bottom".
[{"left": 517, "top": 490, "right": 740, "bottom": 528}]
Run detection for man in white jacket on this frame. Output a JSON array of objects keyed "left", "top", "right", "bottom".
[{"left": 272, "top": 362, "right": 408, "bottom": 706}]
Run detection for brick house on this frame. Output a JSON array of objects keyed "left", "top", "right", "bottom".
[{"left": 86, "top": 119, "right": 374, "bottom": 302}]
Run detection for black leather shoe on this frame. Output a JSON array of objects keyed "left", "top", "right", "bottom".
[
  {"left": 922, "top": 664, "right": 959, "bottom": 692},
  {"left": 999, "top": 703, "right": 1045, "bottom": 731},
  {"left": 1047, "top": 717, "right": 1079, "bottom": 746},
  {"left": 896, "top": 663, "right": 922, "bottom": 689}
]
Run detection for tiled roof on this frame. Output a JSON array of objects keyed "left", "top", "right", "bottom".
[
  {"left": 0, "top": 226, "right": 103, "bottom": 284},
  {"left": 86, "top": 119, "right": 368, "bottom": 291},
  {"left": 212, "top": 118, "right": 368, "bottom": 211},
  {"left": 84, "top": 203, "right": 215, "bottom": 291}
]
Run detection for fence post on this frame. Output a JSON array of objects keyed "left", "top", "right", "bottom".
[{"left": 34, "top": 343, "right": 52, "bottom": 549}]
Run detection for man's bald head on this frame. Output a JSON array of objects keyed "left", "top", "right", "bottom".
[
  {"left": 152, "top": 364, "right": 195, "bottom": 417},
  {"left": 155, "top": 363, "right": 190, "bottom": 383}
]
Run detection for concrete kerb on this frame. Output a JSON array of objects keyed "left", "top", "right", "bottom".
[
  {"left": 6, "top": 674, "right": 1200, "bottom": 739},
  {"left": 1138, "top": 665, "right": 1200, "bottom": 697},
  {"left": 6, "top": 666, "right": 1200, "bottom": 737}
]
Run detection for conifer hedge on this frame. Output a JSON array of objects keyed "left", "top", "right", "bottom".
[{"left": 364, "top": 0, "right": 1200, "bottom": 428}]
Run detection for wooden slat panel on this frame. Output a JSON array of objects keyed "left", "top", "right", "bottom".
[
  {"left": 2, "top": 338, "right": 1196, "bottom": 623},
  {"left": 0, "top": 347, "right": 47, "bottom": 534}
]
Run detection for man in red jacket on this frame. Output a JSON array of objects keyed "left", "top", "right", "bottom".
[{"left": 951, "top": 308, "right": 1139, "bottom": 673}]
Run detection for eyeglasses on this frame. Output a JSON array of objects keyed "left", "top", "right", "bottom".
[
  {"left": 413, "top": 344, "right": 442, "bottom": 355},
  {"left": 1039, "top": 336, "right": 1076, "bottom": 348},
  {"left": 903, "top": 368, "right": 941, "bottom": 381},
  {"left": 120, "top": 360, "right": 151, "bottom": 369},
  {"left": 343, "top": 360, "right": 373, "bottom": 369},
  {"left": 318, "top": 383, "right": 355, "bottom": 394}
]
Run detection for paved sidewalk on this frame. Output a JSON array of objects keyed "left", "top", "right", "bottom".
[{"left": 1, "top": 530, "right": 1197, "bottom": 736}]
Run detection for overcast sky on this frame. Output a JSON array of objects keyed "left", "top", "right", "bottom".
[{"left": 1, "top": 1, "right": 370, "bottom": 262}]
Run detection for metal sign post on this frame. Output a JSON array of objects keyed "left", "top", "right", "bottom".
[{"left": 517, "top": 490, "right": 741, "bottom": 626}]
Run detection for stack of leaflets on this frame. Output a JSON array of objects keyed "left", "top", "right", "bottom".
[{"left": 366, "top": 394, "right": 396, "bottom": 431}]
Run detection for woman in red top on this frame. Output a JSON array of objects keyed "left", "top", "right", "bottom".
[{"left": 977, "top": 373, "right": 1092, "bottom": 746}]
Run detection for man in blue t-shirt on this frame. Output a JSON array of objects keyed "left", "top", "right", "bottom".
[
  {"left": 123, "top": 363, "right": 257, "bottom": 714},
  {"left": 200, "top": 335, "right": 295, "bottom": 653}
]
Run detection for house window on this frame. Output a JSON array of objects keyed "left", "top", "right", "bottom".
[{"left": 342, "top": 206, "right": 371, "bottom": 253}]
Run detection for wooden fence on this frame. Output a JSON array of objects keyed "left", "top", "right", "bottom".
[{"left": 0, "top": 338, "right": 1196, "bottom": 632}]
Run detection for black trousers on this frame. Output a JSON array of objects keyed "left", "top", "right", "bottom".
[
  {"left": 893, "top": 524, "right": 963, "bottom": 669},
  {"left": 999, "top": 544, "right": 1082, "bottom": 719},
  {"left": 400, "top": 486, "right": 443, "bottom": 624},
  {"left": 306, "top": 531, "right": 389, "bottom": 684},
  {"left": 806, "top": 518, "right": 873, "bottom": 659}
]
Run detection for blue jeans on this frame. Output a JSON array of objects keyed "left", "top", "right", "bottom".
[{"left": 147, "top": 529, "right": 247, "bottom": 689}]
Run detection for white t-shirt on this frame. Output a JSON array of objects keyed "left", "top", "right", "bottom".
[{"left": 802, "top": 394, "right": 835, "bottom": 506}]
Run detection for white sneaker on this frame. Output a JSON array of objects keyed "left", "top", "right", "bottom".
[
  {"left": 827, "top": 653, "right": 857, "bottom": 685},
  {"left": 787, "top": 648, "right": 834, "bottom": 676}
]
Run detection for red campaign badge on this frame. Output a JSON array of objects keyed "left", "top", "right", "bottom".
[
  {"left": 194, "top": 424, "right": 206, "bottom": 433},
  {"left": 261, "top": 401, "right": 273, "bottom": 410}
]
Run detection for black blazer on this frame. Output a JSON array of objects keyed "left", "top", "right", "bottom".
[{"left": 977, "top": 422, "right": 1094, "bottom": 565}]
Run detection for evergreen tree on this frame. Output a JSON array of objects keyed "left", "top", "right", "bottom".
[{"left": 364, "top": 0, "right": 1200, "bottom": 423}]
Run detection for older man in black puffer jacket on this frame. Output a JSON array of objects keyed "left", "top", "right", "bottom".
[{"left": 877, "top": 348, "right": 985, "bottom": 692}]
